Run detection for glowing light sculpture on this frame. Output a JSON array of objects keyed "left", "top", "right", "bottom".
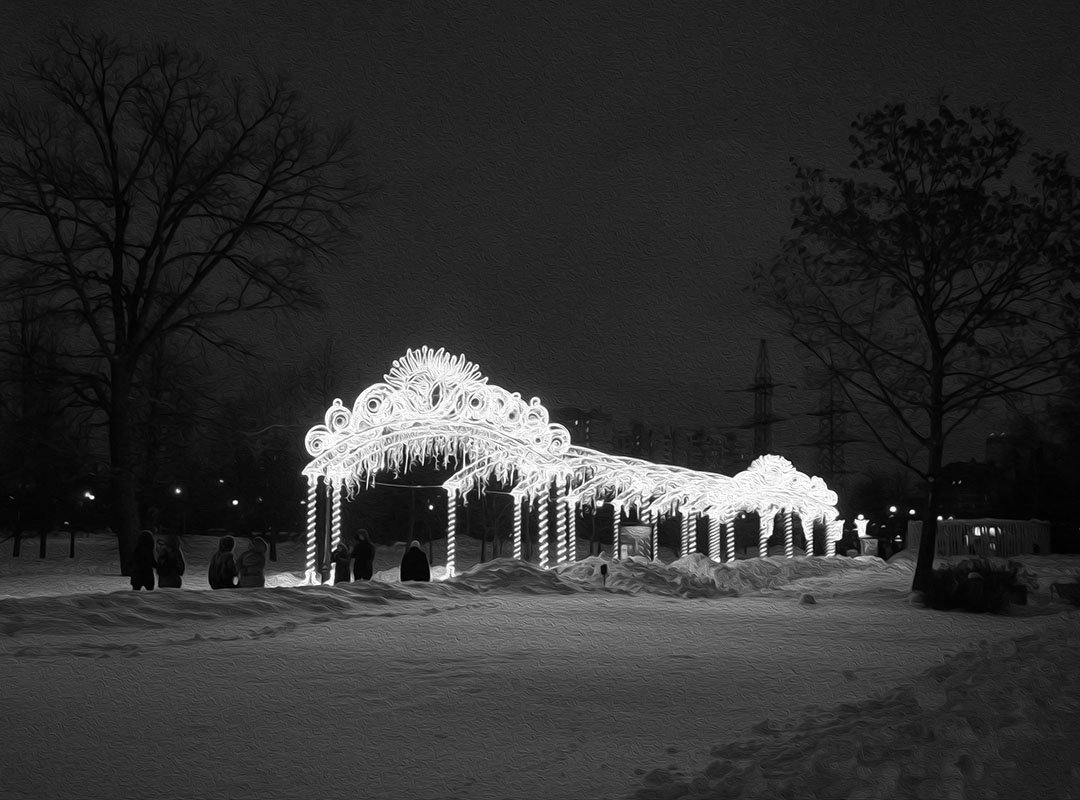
[
  {"left": 759, "top": 513, "right": 772, "bottom": 559},
  {"left": 708, "top": 516, "right": 721, "bottom": 562},
  {"left": 301, "top": 349, "right": 842, "bottom": 583}
]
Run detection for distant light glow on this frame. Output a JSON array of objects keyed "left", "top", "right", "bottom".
[
  {"left": 231, "top": 499, "right": 239, "bottom": 506},
  {"left": 908, "top": 508, "right": 916, "bottom": 516},
  {"left": 173, "top": 486, "right": 182, "bottom": 496},
  {"left": 83, "top": 491, "right": 95, "bottom": 501},
  {"left": 888, "top": 505, "right": 897, "bottom": 514}
]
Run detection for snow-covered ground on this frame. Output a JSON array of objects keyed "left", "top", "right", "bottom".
[{"left": 1, "top": 532, "right": 1078, "bottom": 799}]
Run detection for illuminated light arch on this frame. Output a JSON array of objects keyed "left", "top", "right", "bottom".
[{"left": 301, "top": 347, "right": 841, "bottom": 584}]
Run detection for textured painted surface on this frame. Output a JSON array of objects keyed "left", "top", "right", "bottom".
[{"left": 4, "top": 1, "right": 1078, "bottom": 461}]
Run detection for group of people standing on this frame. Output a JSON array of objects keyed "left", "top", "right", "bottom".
[
  {"left": 129, "top": 531, "right": 267, "bottom": 591},
  {"left": 129, "top": 529, "right": 434, "bottom": 590},
  {"left": 333, "top": 531, "right": 432, "bottom": 583},
  {"left": 331, "top": 530, "right": 377, "bottom": 583},
  {"left": 208, "top": 535, "right": 268, "bottom": 589}
]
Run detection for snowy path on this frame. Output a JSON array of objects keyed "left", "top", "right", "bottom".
[{"left": 0, "top": 586, "right": 1050, "bottom": 800}]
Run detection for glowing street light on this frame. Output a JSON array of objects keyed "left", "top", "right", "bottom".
[
  {"left": 231, "top": 499, "right": 239, "bottom": 507},
  {"left": 888, "top": 505, "right": 897, "bottom": 514}
]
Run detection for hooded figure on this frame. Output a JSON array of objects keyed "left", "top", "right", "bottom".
[
  {"left": 353, "top": 530, "right": 376, "bottom": 581},
  {"left": 236, "top": 536, "right": 268, "bottom": 588},
  {"left": 130, "top": 530, "right": 157, "bottom": 591},
  {"left": 155, "top": 534, "right": 186, "bottom": 589},
  {"left": 399, "top": 539, "right": 431, "bottom": 582},
  {"left": 208, "top": 536, "right": 238, "bottom": 589},
  {"left": 331, "top": 533, "right": 356, "bottom": 584}
]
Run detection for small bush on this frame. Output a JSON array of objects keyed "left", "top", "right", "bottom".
[{"left": 919, "top": 559, "right": 1023, "bottom": 614}]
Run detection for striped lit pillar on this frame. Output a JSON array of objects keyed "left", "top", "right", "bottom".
[
  {"left": 708, "top": 516, "right": 721, "bottom": 562},
  {"left": 538, "top": 485, "right": 550, "bottom": 570},
  {"left": 684, "top": 513, "right": 695, "bottom": 557},
  {"left": 555, "top": 482, "right": 567, "bottom": 565},
  {"left": 759, "top": 512, "right": 771, "bottom": 559},
  {"left": 305, "top": 476, "right": 318, "bottom": 584},
  {"left": 828, "top": 519, "right": 843, "bottom": 556},
  {"left": 330, "top": 479, "right": 343, "bottom": 551},
  {"left": 513, "top": 496, "right": 523, "bottom": 560},
  {"left": 646, "top": 508, "right": 657, "bottom": 560},
  {"left": 566, "top": 499, "right": 577, "bottom": 563},
  {"left": 613, "top": 505, "right": 621, "bottom": 559},
  {"left": 446, "top": 487, "right": 457, "bottom": 578},
  {"left": 725, "top": 518, "right": 735, "bottom": 562},
  {"left": 784, "top": 510, "right": 793, "bottom": 558}
]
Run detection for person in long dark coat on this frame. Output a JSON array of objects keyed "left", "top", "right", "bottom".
[
  {"left": 155, "top": 534, "right": 186, "bottom": 588},
  {"left": 331, "top": 532, "right": 356, "bottom": 584},
  {"left": 353, "top": 530, "right": 376, "bottom": 581},
  {"left": 236, "top": 536, "right": 267, "bottom": 588},
  {"left": 208, "top": 535, "right": 238, "bottom": 589},
  {"left": 399, "top": 539, "right": 431, "bottom": 582},
  {"left": 130, "top": 530, "right": 157, "bottom": 591}
]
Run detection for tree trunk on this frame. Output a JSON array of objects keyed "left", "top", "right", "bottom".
[
  {"left": 109, "top": 365, "right": 141, "bottom": 576},
  {"left": 912, "top": 408, "right": 946, "bottom": 592},
  {"left": 12, "top": 529, "right": 21, "bottom": 557}
]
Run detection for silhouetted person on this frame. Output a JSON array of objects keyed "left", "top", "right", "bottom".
[
  {"left": 131, "top": 530, "right": 157, "bottom": 591},
  {"left": 331, "top": 532, "right": 356, "bottom": 584},
  {"left": 155, "top": 534, "right": 186, "bottom": 589},
  {"left": 208, "top": 535, "right": 238, "bottom": 589},
  {"left": 399, "top": 539, "right": 430, "bottom": 582},
  {"left": 236, "top": 536, "right": 268, "bottom": 588},
  {"left": 353, "top": 530, "right": 376, "bottom": 581}
]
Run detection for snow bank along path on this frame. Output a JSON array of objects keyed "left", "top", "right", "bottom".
[{"left": 1, "top": 535, "right": 1078, "bottom": 799}]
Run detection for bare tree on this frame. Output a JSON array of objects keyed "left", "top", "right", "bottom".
[
  {"left": 754, "top": 102, "right": 1080, "bottom": 592},
  {"left": 0, "top": 26, "right": 365, "bottom": 573}
]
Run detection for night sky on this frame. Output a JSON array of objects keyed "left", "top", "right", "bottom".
[{"left": 6, "top": 0, "right": 1080, "bottom": 466}]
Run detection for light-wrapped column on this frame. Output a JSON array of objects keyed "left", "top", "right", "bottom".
[
  {"left": 305, "top": 476, "right": 318, "bottom": 584},
  {"left": 725, "top": 518, "right": 735, "bottom": 562},
  {"left": 324, "top": 479, "right": 338, "bottom": 584},
  {"left": 784, "top": 510, "right": 793, "bottom": 558},
  {"left": 613, "top": 505, "right": 621, "bottom": 559},
  {"left": 330, "top": 479, "right": 342, "bottom": 553},
  {"left": 708, "top": 516, "right": 721, "bottom": 563},
  {"left": 828, "top": 519, "right": 844, "bottom": 556},
  {"left": 555, "top": 482, "right": 567, "bottom": 565},
  {"left": 566, "top": 500, "right": 577, "bottom": 563},
  {"left": 759, "top": 513, "right": 771, "bottom": 559},
  {"left": 538, "top": 486, "right": 549, "bottom": 570},
  {"left": 513, "top": 497, "right": 523, "bottom": 560},
  {"left": 646, "top": 508, "right": 657, "bottom": 560},
  {"left": 446, "top": 488, "right": 457, "bottom": 578}
]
